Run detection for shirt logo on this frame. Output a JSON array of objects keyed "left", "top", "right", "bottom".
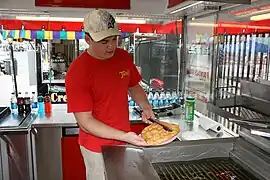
[{"left": 119, "top": 71, "right": 129, "bottom": 79}]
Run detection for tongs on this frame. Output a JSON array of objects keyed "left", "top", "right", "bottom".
[{"left": 133, "top": 107, "right": 173, "bottom": 132}]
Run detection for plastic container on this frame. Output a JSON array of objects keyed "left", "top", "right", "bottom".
[
  {"left": 17, "top": 92, "right": 24, "bottom": 114},
  {"left": 24, "top": 92, "right": 31, "bottom": 114},
  {"left": 185, "top": 96, "right": 195, "bottom": 123},
  {"left": 44, "top": 93, "right": 52, "bottom": 113},
  {"left": 10, "top": 92, "right": 17, "bottom": 114},
  {"left": 38, "top": 94, "right": 45, "bottom": 114},
  {"left": 31, "top": 92, "right": 38, "bottom": 113}
]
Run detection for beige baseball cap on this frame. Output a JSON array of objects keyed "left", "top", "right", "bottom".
[{"left": 83, "top": 9, "right": 121, "bottom": 42}]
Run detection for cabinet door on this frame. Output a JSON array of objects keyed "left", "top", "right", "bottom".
[
  {"left": 61, "top": 136, "right": 86, "bottom": 180},
  {"left": 30, "top": 128, "right": 38, "bottom": 180},
  {"left": 0, "top": 135, "right": 10, "bottom": 180},
  {"left": 0, "top": 132, "right": 33, "bottom": 180}
]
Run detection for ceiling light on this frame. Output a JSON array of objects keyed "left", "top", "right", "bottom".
[
  {"left": 15, "top": 16, "right": 146, "bottom": 24},
  {"left": 16, "top": 16, "right": 84, "bottom": 22},
  {"left": 250, "top": 13, "right": 270, "bottom": 21},
  {"left": 189, "top": 22, "right": 217, "bottom": 27},
  {"left": 170, "top": 1, "right": 204, "bottom": 14}
]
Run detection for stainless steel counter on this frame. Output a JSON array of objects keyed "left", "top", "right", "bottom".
[
  {"left": 0, "top": 112, "right": 38, "bottom": 133},
  {"left": 32, "top": 105, "right": 141, "bottom": 127},
  {"left": 0, "top": 104, "right": 238, "bottom": 141}
]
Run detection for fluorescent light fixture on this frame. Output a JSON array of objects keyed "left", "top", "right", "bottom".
[
  {"left": 189, "top": 22, "right": 217, "bottom": 27},
  {"left": 16, "top": 16, "right": 83, "bottom": 22},
  {"left": 15, "top": 16, "right": 146, "bottom": 24},
  {"left": 250, "top": 13, "right": 270, "bottom": 21},
  {"left": 115, "top": 18, "right": 146, "bottom": 24},
  {"left": 170, "top": 1, "right": 204, "bottom": 14}
]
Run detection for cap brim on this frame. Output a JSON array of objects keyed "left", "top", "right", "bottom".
[{"left": 89, "top": 28, "right": 121, "bottom": 42}]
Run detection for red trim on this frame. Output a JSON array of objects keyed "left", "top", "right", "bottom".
[
  {"left": 1, "top": 19, "right": 269, "bottom": 35},
  {"left": 35, "top": 0, "right": 130, "bottom": 9},
  {"left": 0, "top": 19, "right": 181, "bottom": 34},
  {"left": 61, "top": 137, "right": 86, "bottom": 180},
  {"left": 167, "top": 0, "right": 186, "bottom": 8}
]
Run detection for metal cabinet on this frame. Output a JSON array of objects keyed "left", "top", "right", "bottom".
[{"left": 0, "top": 128, "right": 37, "bottom": 180}]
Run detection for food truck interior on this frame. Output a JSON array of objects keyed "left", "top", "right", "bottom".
[{"left": 0, "top": 0, "right": 269, "bottom": 180}]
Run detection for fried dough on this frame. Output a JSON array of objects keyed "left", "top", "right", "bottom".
[{"left": 141, "top": 122, "right": 180, "bottom": 145}]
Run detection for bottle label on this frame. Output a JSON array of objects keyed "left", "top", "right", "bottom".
[
  {"left": 32, "top": 102, "right": 38, "bottom": 109},
  {"left": 11, "top": 102, "right": 17, "bottom": 109},
  {"left": 185, "top": 101, "right": 195, "bottom": 121}
]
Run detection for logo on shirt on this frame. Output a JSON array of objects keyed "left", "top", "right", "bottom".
[{"left": 119, "top": 71, "right": 129, "bottom": 79}]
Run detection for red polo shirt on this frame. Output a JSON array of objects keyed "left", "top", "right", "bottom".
[{"left": 65, "top": 48, "right": 142, "bottom": 152}]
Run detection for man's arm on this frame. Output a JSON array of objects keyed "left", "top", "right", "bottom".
[
  {"left": 74, "top": 111, "right": 148, "bottom": 146},
  {"left": 129, "top": 84, "right": 151, "bottom": 111},
  {"left": 74, "top": 111, "right": 126, "bottom": 140}
]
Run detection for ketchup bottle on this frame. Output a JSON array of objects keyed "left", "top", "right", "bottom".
[{"left": 44, "top": 93, "right": 52, "bottom": 113}]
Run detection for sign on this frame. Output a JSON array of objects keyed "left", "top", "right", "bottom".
[
  {"left": 167, "top": 0, "right": 251, "bottom": 9},
  {"left": 35, "top": 0, "right": 131, "bottom": 9},
  {"left": 229, "top": 4, "right": 270, "bottom": 16},
  {"left": 50, "top": 92, "right": 67, "bottom": 104}
]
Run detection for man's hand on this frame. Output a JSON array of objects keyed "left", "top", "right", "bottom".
[
  {"left": 120, "top": 132, "right": 148, "bottom": 146},
  {"left": 142, "top": 108, "right": 155, "bottom": 124}
]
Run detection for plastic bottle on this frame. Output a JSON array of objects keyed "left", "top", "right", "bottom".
[
  {"left": 185, "top": 96, "right": 195, "bottom": 123},
  {"left": 31, "top": 92, "right": 38, "bottom": 113},
  {"left": 171, "top": 90, "right": 178, "bottom": 104},
  {"left": 24, "top": 92, "right": 31, "bottom": 114},
  {"left": 152, "top": 91, "right": 159, "bottom": 108},
  {"left": 147, "top": 91, "right": 154, "bottom": 107},
  {"left": 17, "top": 92, "right": 24, "bottom": 115},
  {"left": 159, "top": 90, "right": 165, "bottom": 107},
  {"left": 10, "top": 92, "right": 18, "bottom": 114},
  {"left": 44, "top": 93, "right": 52, "bottom": 113},
  {"left": 38, "top": 94, "right": 45, "bottom": 114},
  {"left": 165, "top": 90, "right": 172, "bottom": 104}
]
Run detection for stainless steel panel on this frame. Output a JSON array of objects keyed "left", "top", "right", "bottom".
[
  {"left": 239, "top": 128, "right": 270, "bottom": 153},
  {"left": 0, "top": 113, "right": 28, "bottom": 128},
  {"left": 241, "top": 96, "right": 270, "bottom": 117},
  {"left": 0, "top": 113, "right": 38, "bottom": 133},
  {"left": 201, "top": 0, "right": 251, "bottom": 4},
  {"left": 102, "top": 146, "right": 160, "bottom": 180},
  {"left": 0, "top": 131, "right": 34, "bottom": 180},
  {"left": 35, "top": 127, "right": 62, "bottom": 180},
  {"left": 0, "top": 135, "right": 9, "bottom": 180},
  {"left": 251, "top": 129, "right": 270, "bottom": 138},
  {"left": 231, "top": 138, "right": 270, "bottom": 180},
  {"left": 240, "top": 79, "right": 270, "bottom": 102},
  {"left": 30, "top": 128, "right": 38, "bottom": 180},
  {"left": 144, "top": 140, "right": 234, "bottom": 163},
  {"left": 63, "top": 127, "right": 79, "bottom": 135},
  {"left": 215, "top": 96, "right": 243, "bottom": 107}
]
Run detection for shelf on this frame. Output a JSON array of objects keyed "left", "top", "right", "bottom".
[{"left": 43, "top": 79, "right": 65, "bottom": 84}]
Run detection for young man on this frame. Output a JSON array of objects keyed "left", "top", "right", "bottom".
[{"left": 65, "top": 9, "right": 155, "bottom": 180}]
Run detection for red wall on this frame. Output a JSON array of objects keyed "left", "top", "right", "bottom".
[
  {"left": 167, "top": 0, "right": 186, "bottom": 8},
  {"left": 35, "top": 0, "right": 131, "bottom": 9}
]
